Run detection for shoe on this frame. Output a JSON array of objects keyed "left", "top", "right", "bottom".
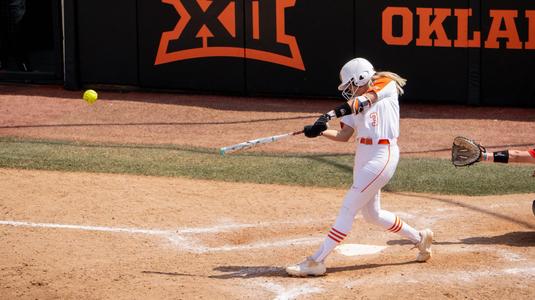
[
  {"left": 415, "top": 229, "right": 433, "bottom": 262},
  {"left": 286, "top": 257, "right": 326, "bottom": 277}
]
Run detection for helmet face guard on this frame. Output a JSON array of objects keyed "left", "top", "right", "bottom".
[
  {"left": 341, "top": 78, "right": 356, "bottom": 101},
  {"left": 340, "top": 78, "right": 369, "bottom": 101}
]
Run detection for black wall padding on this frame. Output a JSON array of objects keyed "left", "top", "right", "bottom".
[
  {"left": 137, "top": 0, "right": 245, "bottom": 93},
  {"left": 68, "top": 0, "right": 535, "bottom": 107},
  {"left": 63, "top": 0, "right": 79, "bottom": 89},
  {"left": 77, "top": 0, "right": 138, "bottom": 85}
]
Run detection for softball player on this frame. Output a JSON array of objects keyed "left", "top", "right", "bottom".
[
  {"left": 286, "top": 58, "right": 433, "bottom": 277},
  {"left": 480, "top": 147, "right": 535, "bottom": 216},
  {"left": 480, "top": 148, "right": 535, "bottom": 164},
  {"left": 479, "top": 146, "right": 535, "bottom": 183}
]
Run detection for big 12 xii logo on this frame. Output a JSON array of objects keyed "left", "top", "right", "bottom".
[{"left": 155, "top": 0, "right": 305, "bottom": 70}]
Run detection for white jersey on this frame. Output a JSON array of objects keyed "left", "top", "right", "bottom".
[{"left": 340, "top": 77, "right": 400, "bottom": 141}]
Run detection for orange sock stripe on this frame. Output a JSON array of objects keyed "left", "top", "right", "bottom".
[
  {"left": 390, "top": 219, "right": 401, "bottom": 232},
  {"left": 329, "top": 230, "right": 345, "bottom": 241},
  {"left": 331, "top": 227, "right": 347, "bottom": 237},
  {"left": 392, "top": 221, "right": 403, "bottom": 233},
  {"left": 387, "top": 216, "right": 400, "bottom": 232},
  {"left": 328, "top": 234, "right": 342, "bottom": 243}
]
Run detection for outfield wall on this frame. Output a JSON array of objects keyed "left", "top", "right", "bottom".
[{"left": 51, "top": 1, "right": 535, "bottom": 106}]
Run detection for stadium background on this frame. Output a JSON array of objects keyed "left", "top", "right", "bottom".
[
  {"left": 1, "top": 1, "right": 534, "bottom": 299},
  {"left": 2, "top": 0, "right": 535, "bottom": 106}
]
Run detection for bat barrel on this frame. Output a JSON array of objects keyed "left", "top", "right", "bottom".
[{"left": 219, "top": 130, "right": 303, "bottom": 155}]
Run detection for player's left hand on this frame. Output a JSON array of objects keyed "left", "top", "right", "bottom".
[
  {"left": 304, "top": 114, "right": 329, "bottom": 138},
  {"left": 304, "top": 125, "right": 320, "bottom": 138}
]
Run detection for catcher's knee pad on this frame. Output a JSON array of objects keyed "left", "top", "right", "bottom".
[{"left": 493, "top": 150, "right": 509, "bottom": 163}]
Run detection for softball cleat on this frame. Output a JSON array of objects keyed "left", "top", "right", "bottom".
[
  {"left": 416, "top": 229, "right": 434, "bottom": 262},
  {"left": 286, "top": 257, "right": 326, "bottom": 277}
]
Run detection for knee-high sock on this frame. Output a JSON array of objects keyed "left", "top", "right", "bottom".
[{"left": 310, "top": 206, "right": 354, "bottom": 262}]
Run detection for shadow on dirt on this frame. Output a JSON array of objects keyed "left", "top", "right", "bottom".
[
  {"left": 393, "top": 192, "right": 535, "bottom": 230},
  {"left": 210, "top": 266, "right": 286, "bottom": 278},
  {"left": 0, "top": 115, "right": 316, "bottom": 129},
  {"left": 210, "top": 261, "right": 418, "bottom": 279},
  {"left": 454, "top": 231, "right": 535, "bottom": 247},
  {"left": 388, "top": 231, "right": 535, "bottom": 247},
  {"left": 325, "top": 260, "right": 418, "bottom": 274},
  {"left": 2, "top": 84, "right": 534, "bottom": 120},
  {"left": 141, "top": 270, "right": 200, "bottom": 277},
  {"left": 0, "top": 83, "right": 333, "bottom": 113}
]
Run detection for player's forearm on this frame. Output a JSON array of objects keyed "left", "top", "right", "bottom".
[
  {"left": 321, "top": 129, "right": 351, "bottom": 142},
  {"left": 481, "top": 150, "right": 535, "bottom": 164}
]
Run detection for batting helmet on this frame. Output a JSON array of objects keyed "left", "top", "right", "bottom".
[{"left": 338, "top": 58, "right": 375, "bottom": 100}]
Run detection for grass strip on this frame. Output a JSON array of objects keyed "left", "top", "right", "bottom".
[{"left": 0, "top": 137, "right": 534, "bottom": 196}]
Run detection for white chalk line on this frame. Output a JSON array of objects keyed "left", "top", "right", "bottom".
[
  {"left": 0, "top": 220, "right": 169, "bottom": 235},
  {"left": 0, "top": 220, "right": 323, "bottom": 253},
  {"left": 254, "top": 281, "right": 324, "bottom": 300}
]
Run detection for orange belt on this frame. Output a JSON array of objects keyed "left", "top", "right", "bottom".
[{"left": 359, "top": 138, "right": 391, "bottom": 145}]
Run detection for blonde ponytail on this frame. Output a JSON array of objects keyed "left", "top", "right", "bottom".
[{"left": 372, "top": 71, "right": 407, "bottom": 95}]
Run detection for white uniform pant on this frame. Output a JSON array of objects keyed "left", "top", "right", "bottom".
[{"left": 311, "top": 142, "right": 420, "bottom": 262}]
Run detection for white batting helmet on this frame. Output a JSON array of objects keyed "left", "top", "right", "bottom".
[{"left": 338, "top": 58, "right": 375, "bottom": 91}]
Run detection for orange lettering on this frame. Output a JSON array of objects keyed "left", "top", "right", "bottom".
[
  {"left": 454, "top": 9, "right": 480, "bottom": 48},
  {"left": 252, "top": 1, "right": 260, "bottom": 39},
  {"left": 382, "top": 7, "right": 413, "bottom": 45},
  {"left": 416, "top": 8, "right": 451, "bottom": 47},
  {"left": 155, "top": 0, "right": 305, "bottom": 70},
  {"left": 485, "top": 10, "right": 522, "bottom": 49},
  {"left": 525, "top": 10, "right": 535, "bottom": 49}
]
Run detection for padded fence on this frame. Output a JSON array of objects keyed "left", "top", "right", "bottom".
[{"left": 67, "top": 0, "right": 535, "bottom": 106}]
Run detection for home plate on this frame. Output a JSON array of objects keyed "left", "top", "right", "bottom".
[{"left": 335, "top": 244, "right": 386, "bottom": 256}]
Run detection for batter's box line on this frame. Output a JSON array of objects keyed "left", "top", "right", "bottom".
[{"left": 0, "top": 220, "right": 324, "bottom": 253}]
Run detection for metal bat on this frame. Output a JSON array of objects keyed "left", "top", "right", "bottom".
[{"left": 219, "top": 130, "right": 304, "bottom": 155}]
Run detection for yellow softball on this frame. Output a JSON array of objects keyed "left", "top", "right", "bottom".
[{"left": 83, "top": 89, "right": 98, "bottom": 104}]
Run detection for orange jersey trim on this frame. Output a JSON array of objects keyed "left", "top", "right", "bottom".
[{"left": 367, "top": 77, "right": 393, "bottom": 94}]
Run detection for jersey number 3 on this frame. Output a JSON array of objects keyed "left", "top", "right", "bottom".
[{"left": 370, "top": 112, "right": 378, "bottom": 127}]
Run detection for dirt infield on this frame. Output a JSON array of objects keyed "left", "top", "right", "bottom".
[
  {"left": 1, "top": 84, "right": 535, "bottom": 299},
  {"left": 1, "top": 169, "right": 534, "bottom": 299},
  {"left": 1, "top": 85, "right": 535, "bottom": 156}
]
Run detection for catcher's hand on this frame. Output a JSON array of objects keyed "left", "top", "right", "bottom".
[{"left": 451, "top": 136, "right": 486, "bottom": 167}]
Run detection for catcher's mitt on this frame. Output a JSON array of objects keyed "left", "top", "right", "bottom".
[{"left": 451, "top": 136, "right": 486, "bottom": 167}]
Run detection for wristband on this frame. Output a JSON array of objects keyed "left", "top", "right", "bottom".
[
  {"left": 493, "top": 150, "right": 509, "bottom": 163},
  {"left": 333, "top": 102, "right": 352, "bottom": 118}
]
